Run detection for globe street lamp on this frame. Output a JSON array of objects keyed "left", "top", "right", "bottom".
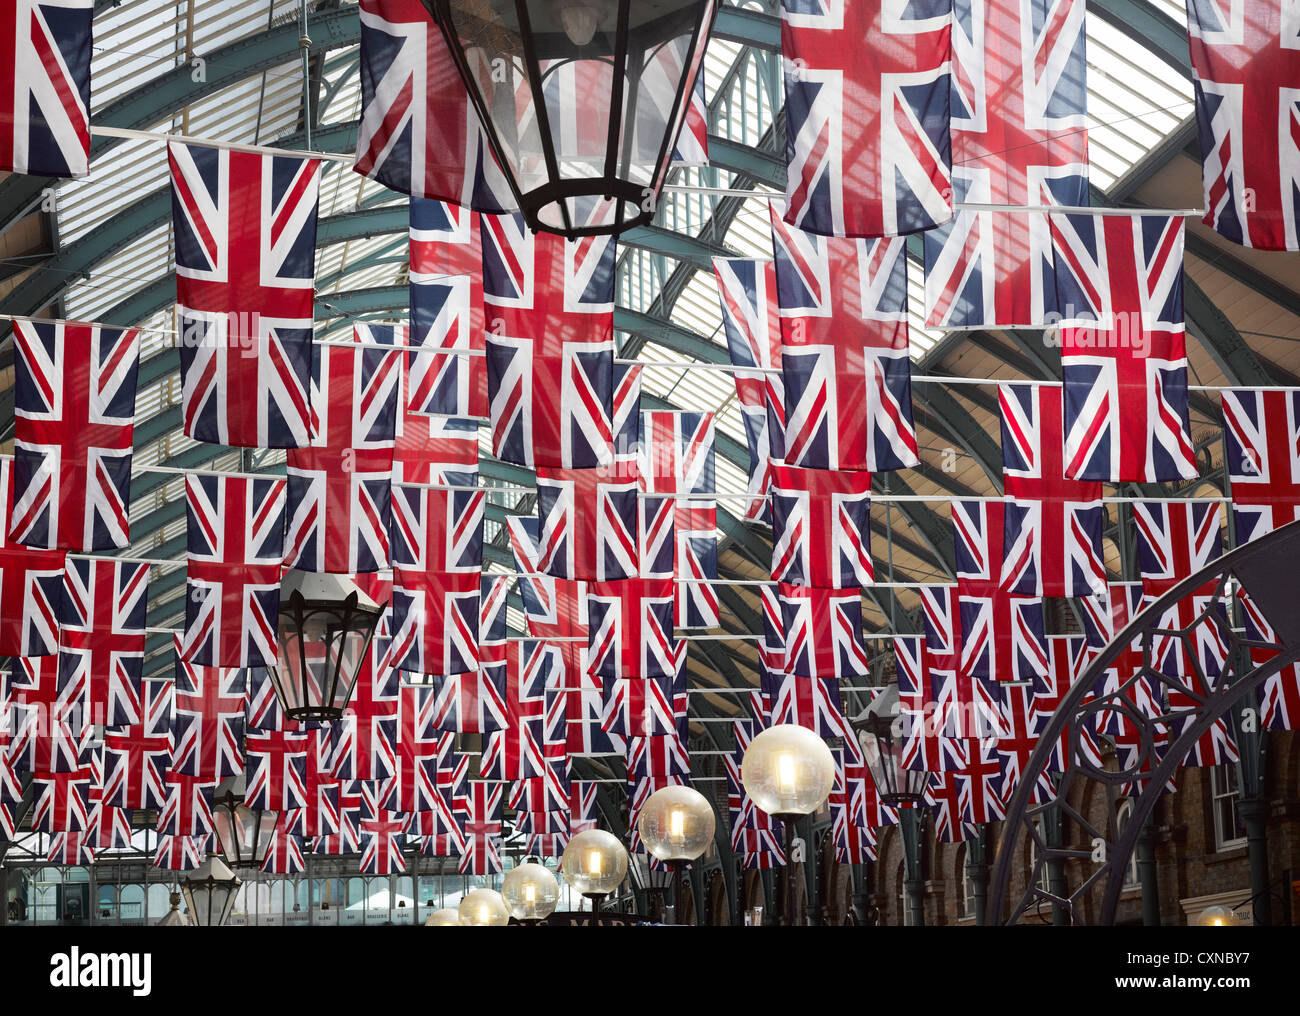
[
  {"left": 502, "top": 860, "right": 561, "bottom": 924},
  {"left": 459, "top": 888, "right": 511, "bottom": 926},
  {"left": 424, "top": 907, "right": 461, "bottom": 926},
  {"left": 561, "top": 828, "right": 628, "bottom": 925},
  {"left": 636, "top": 784, "right": 715, "bottom": 923}
]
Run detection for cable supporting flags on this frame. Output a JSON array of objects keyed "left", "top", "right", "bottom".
[
  {"left": 1186, "top": 0, "right": 1300, "bottom": 252},
  {"left": 923, "top": 0, "right": 1089, "bottom": 329},
  {"left": 779, "top": 0, "right": 952, "bottom": 238},
  {"left": 10, "top": 319, "right": 141, "bottom": 552},
  {"left": 483, "top": 213, "right": 617, "bottom": 469},
  {"left": 0, "top": 0, "right": 92, "bottom": 178},
  {"left": 770, "top": 208, "right": 919, "bottom": 472},
  {"left": 408, "top": 199, "right": 488, "bottom": 418},
  {"left": 998, "top": 382, "right": 1105, "bottom": 597},
  {"left": 353, "top": 0, "right": 515, "bottom": 211},
  {"left": 284, "top": 324, "right": 401, "bottom": 574},
  {"left": 713, "top": 256, "right": 785, "bottom": 523},
  {"left": 1049, "top": 211, "right": 1197, "bottom": 482},
  {"left": 170, "top": 140, "right": 320, "bottom": 449}
]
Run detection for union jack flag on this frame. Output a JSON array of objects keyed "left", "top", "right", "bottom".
[
  {"left": 314, "top": 781, "right": 363, "bottom": 855},
  {"left": 102, "top": 678, "right": 172, "bottom": 811},
  {"left": 770, "top": 210, "right": 918, "bottom": 472},
  {"left": 244, "top": 727, "right": 309, "bottom": 812},
  {"left": 1221, "top": 388, "right": 1300, "bottom": 546},
  {"left": 389, "top": 484, "right": 484, "bottom": 675},
  {"left": 56, "top": 558, "right": 148, "bottom": 728},
  {"left": 587, "top": 579, "right": 678, "bottom": 680},
  {"left": 923, "top": 0, "right": 1089, "bottom": 328},
  {"left": 46, "top": 831, "right": 93, "bottom": 865},
  {"left": 956, "top": 737, "right": 1006, "bottom": 825},
  {"left": 430, "top": 665, "right": 508, "bottom": 734},
  {"left": 358, "top": 779, "right": 408, "bottom": 874},
  {"left": 1035, "top": 634, "right": 1102, "bottom": 774},
  {"left": 672, "top": 71, "right": 710, "bottom": 166},
  {"left": 0, "top": 0, "right": 92, "bottom": 177},
  {"left": 766, "top": 671, "right": 847, "bottom": 738},
  {"left": 1050, "top": 211, "right": 1198, "bottom": 482},
  {"left": 409, "top": 199, "right": 487, "bottom": 418},
  {"left": 153, "top": 834, "right": 207, "bottom": 871},
  {"left": 393, "top": 364, "right": 480, "bottom": 485},
  {"left": 713, "top": 256, "right": 785, "bottom": 522},
  {"left": 170, "top": 141, "right": 319, "bottom": 448},
  {"left": 457, "top": 780, "right": 503, "bottom": 875},
  {"left": 353, "top": 0, "right": 514, "bottom": 209},
  {"left": 928, "top": 762, "right": 975, "bottom": 843},
  {"left": 156, "top": 771, "right": 217, "bottom": 838},
  {"left": 831, "top": 743, "right": 877, "bottom": 862},
  {"left": 1086, "top": 584, "right": 1168, "bottom": 741},
  {"left": 999, "top": 383, "right": 1106, "bottom": 596},
  {"left": 283, "top": 727, "right": 340, "bottom": 838},
  {"left": 780, "top": 0, "right": 952, "bottom": 238},
  {"left": 996, "top": 682, "right": 1056, "bottom": 806},
  {"left": 7, "top": 655, "right": 75, "bottom": 773},
  {"left": 953, "top": 499, "right": 1049, "bottom": 685},
  {"left": 182, "top": 475, "right": 286, "bottom": 668},
  {"left": 285, "top": 323, "right": 401, "bottom": 573},
  {"left": 627, "top": 732, "right": 691, "bottom": 782},
  {"left": 30, "top": 766, "right": 93, "bottom": 833},
  {"left": 483, "top": 213, "right": 617, "bottom": 468},
  {"left": 568, "top": 781, "right": 599, "bottom": 834},
  {"left": 770, "top": 463, "right": 873, "bottom": 588},
  {"left": 1261, "top": 655, "right": 1300, "bottom": 731},
  {"left": 0, "top": 458, "right": 65, "bottom": 657},
  {"left": 482, "top": 640, "right": 558, "bottom": 782},
  {"left": 171, "top": 641, "right": 247, "bottom": 781},
  {"left": 261, "top": 816, "right": 307, "bottom": 875},
  {"left": 777, "top": 582, "right": 868, "bottom": 679},
  {"left": 10, "top": 319, "right": 140, "bottom": 551},
  {"left": 894, "top": 632, "right": 962, "bottom": 771},
  {"left": 602, "top": 673, "right": 677, "bottom": 738},
  {"left": 1186, "top": 0, "right": 1300, "bottom": 251},
  {"left": 534, "top": 463, "right": 639, "bottom": 581},
  {"left": 331, "top": 636, "right": 399, "bottom": 782},
  {"left": 384, "top": 683, "right": 443, "bottom": 814}
]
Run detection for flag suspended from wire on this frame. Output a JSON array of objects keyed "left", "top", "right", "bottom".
[
  {"left": 923, "top": 0, "right": 1089, "bottom": 328},
  {"left": 0, "top": 0, "right": 92, "bottom": 178},
  {"left": 0, "top": 459, "right": 65, "bottom": 658},
  {"left": 778, "top": 0, "right": 952, "bottom": 238},
  {"left": 770, "top": 463, "right": 873, "bottom": 589},
  {"left": 10, "top": 319, "right": 141, "bottom": 552},
  {"left": 1222, "top": 388, "right": 1300, "bottom": 546},
  {"left": 1185, "top": 0, "right": 1300, "bottom": 252}
]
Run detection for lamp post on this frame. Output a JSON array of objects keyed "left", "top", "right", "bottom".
[
  {"left": 180, "top": 855, "right": 241, "bottom": 927},
  {"left": 739, "top": 724, "right": 836, "bottom": 926},
  {"left": 425, "top": 0, "right": 719, "bottom": 238},
  {"left": 850, "top": 686, "right": 930, "bottom": 927},
  {"left": 211, "top": 783, "right": 278, "bottom": 871},
  {"left": 561, "top": 829, "right": 628, "bottom": 925},
  {"left": 272, "top": 571, "right": 384, "bottom": 723},
  {"left": 636, "top": 785, "right": 714, "bottom": 924},
  {"left": 501, "top": 860, "right": 560, "bottom": 924}
]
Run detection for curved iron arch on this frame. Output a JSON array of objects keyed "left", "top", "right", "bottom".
[{"left": 989, "top": 519, "right": 1300, "bottom": 924}]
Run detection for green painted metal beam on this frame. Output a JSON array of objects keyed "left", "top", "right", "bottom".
[{"left": 1087, "top": 0, "right": 1191, "bottom": 76}]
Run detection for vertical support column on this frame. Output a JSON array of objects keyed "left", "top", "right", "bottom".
[
  {"left": 849, "top": 862, "right": 870, "bottom": 925},
  {"left": 968, "top": 827, "right": 989, "bottom": 926},
  {"left": 801, "top": 819, "right": 820, "bottom": 926},
  {"left": 1044, "top": 805, "right": 1069, "bottom": 926},
  {"left": 900, "top": 807, "right": 925, "bottom": 927},
  {"left": 760, "top": 866, "right": 778, "bottom": 926},
  {"left": 1136, "top": 810, "right": 1161, "bottom": 926},
  {"left": 1236, "top": 664, "right": 1271, "bottom": 926}
]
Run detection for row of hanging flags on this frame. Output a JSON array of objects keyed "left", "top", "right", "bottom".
[{"left": 2, "top": 0, "right": 1299, "bottom": 868}]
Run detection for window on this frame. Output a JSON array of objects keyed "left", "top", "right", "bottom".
[
  {"left": 1029, "top": 818, "right": 1051, "bottom": 893},
  {"left": 956, "top": 846, "right": 975, "bottom": 919},
  {"left": 1210, "top": 763, "right": 1247, "bottom": 850},
  {"left": 1115, "top": 800, "right": 1141, "bottom": 888}
]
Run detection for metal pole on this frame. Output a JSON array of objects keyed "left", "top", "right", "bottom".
[
  {"left": 968, "top": 827, "right": 989, "bottom": 926},
  {"left": 1136, "top": 811, "right": 1161, "bottom": 926},
  {"left": 849, "top": 863, "right": 870, "bottom": 925},
  {"left": 298, "top": 0, "right": 313, "bottom": 149},
  {"left": 1236, "top": 665, "right": 1272, "bottom": 926},
  {"left": 900, "top": 807, "right": 925, "bottom": 926},
  {"left": 802, "top": 819, "right": 820, "bottom": 926},
  {"left": 1044, "top": 805, "right": 1069, "bottom": 925}
]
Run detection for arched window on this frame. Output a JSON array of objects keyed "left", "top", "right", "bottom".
[
  {"left": 956, "top": 845, "right": 975, "bottom": 920},
  {"left": 1115, "top": 800, "right": 1141, "bottom": 887}
]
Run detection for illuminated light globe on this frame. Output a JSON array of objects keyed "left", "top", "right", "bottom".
[
  {"left": 561, "top": 829, "right": 628, "bottom": 897},
  {"left": 458, "top": 888, "right": 510, "bottom": 926},
  {"left": 502, "top": 862, "right": 560, "bottom": 921},
  {"left": 1196, "top": 905, "right": 1238, "bottom": 927},
  {"left": 740, "top": 723, "right": 835, "bottom": 821},
  {"left": 424, "top": 907, "right": 461, "bottom": 926},
  {"left": 637, "top": 785, "right": 715, "bottom": 864}
]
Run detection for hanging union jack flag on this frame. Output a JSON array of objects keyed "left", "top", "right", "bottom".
[
  {"left": 953, "top": 499, "right": 1049, "bottom": 685},
  {"left": 57, "top": 558, "right": 149, "bottom": 728},
  {"left": 285, "top": 323, "right": 401, "bottom": 574},
  {"left": 457, "top": 779, "right": 503, "bottom": 875},
  {"left": 533, "top": 463, "right": 639, "bottom": 582},
  {"left": 999, "top": 382, "right": 1106, "bottom": 596},
  {"left": 171, "top": 638, "right": 247, "bottom": 781},
  {"left": 587, "top": 579, "right": 678, "bottom": 681},
  {"left": 0, "top": 1, "right": 92, "bottom": 177},
  {"left": 671, "top": 72, "right": 710, "bottom": 166},
  {"left": 1186, "top": 1, "right": 1300, "bottom": 251},
  {"left": 156, "top": 770, "right": 217, "bottom": 839},
  {"left": 713, "top": 256, "right": 785, "bottom": 523},
  {"left": 0, "top": 459, "right": 64, "bottom": 657},
  {"left": 283, "top": 727, "right": 341, "bottom": 839},
  {"left": 780, "top": 0, "right": 952, "bottom": 238},
  {"left": 245, "top": 727, "right": 310, "bottom": 812},
  {"left": 182, "top": 474, "right": 286, "bottom": 669},
  {"left": 483, "top": 213, "right": 617, "bottom": 469},
  {"left": 770, "top": 463, "right": 873, "bottom": 589},
  {"left": 102, "top": 679, "right": 172, "bottom": 812},
  {"left": 639, "top": 410, "right": 718, "bottom": 627},
  {"left": 771, "top": 210, "right": 918, "bottom": 472},
  {"left": 389, "top": 483, "right": 484, "bottom": 675},
  {"left": 778, "top": 582, "right": 869, "bottom": 680},
  {"left": 1222, "top": 388, "right": 1300, "bottom": 545},
  {"left": 331, "top": 636, "right": 399, "bottom": 783},
  {"left": 409, "top": 198, "right": 487, "bottom": 418},
  {"left": 482, "top": 640, "right": 559, "bottom": 782},
  {"left": 1050, "top": 211, "right": 1198, "bottom": 482},
  {"left": 10, "top": 319, "right": 141, "bottom": 552},
  {"left": 602, "top": 672, "right": 678, "bottom": 739},
  {"left": 353, "top": 0, "right": 514, "bottom": 210},
  {"left": 923, "top": 0, "right": 1089, "bottom": 329},
  {"left": 170, "top": 141, "right": 319, "bottom": 449},
  {"left": 356, "top": 779, "right": 408, "bottom": 875}
]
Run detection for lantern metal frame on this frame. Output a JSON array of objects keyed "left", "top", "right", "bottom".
[
  {"left": 272, "top": 571, "right": 384, "bottom": 723},
  {"left": 211, "top": 787, "right": 279, "bottom": 870},
  {"left": 180, "top": 855, "right": 242, "bottom": 928},
  {"left": 848, "top": 686, "right": 930, "bottom": 808},
  {"left": 426, "top": 0, "right": 719, "bottom": 238}
]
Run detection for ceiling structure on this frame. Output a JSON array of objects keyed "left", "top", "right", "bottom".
[{"left": 2, "top": 0, "right": 1299, "bottom": 799}]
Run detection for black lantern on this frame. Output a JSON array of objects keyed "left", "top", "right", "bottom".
[
  {"left": 273, "top": 571, "right": 384, "bottom": 723},
  {"left": 212, "top": 783, "right": 278, "bottom": 870},
  {"left": 180, "top": 855, "right": 241, "bottom": 927},
  {"left": 850, "top": 686, "right": 929, "bottom": 807},
  {"left": 427, "top": 0, "right": 719, "bottom": 237}
]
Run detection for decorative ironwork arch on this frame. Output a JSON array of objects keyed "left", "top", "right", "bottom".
[{"left": 989, "top": 519, "right": 1300, "bottom": 925}]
